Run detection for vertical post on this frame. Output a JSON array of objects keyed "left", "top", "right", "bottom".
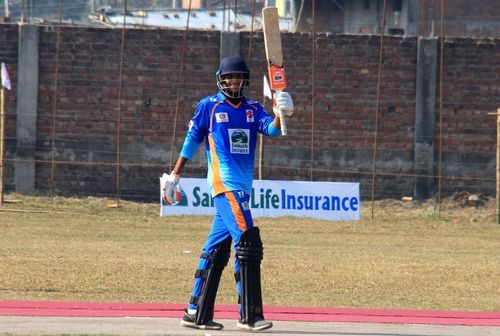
[
  {"left": 258, "top": 133, "right": 263, "bottom": 180},
  {"left": 114, "top": 0, "right": 128, "bottom": 208},
  {"left": 310, "top": 0, "right": 316, "bottom": 181},
  {"left": 222, "top": 0, "right": 226, "bottom": 31},
  {"left": 0, "top": 87, "right": 5, "bottom": 206},
  {"left": 497, "top": 108, "right": 500, "bottom": 224},
  {"left": 4, "top": 0, "right": 10, "bottom": 18},
  {"left": 413, "top": 38, "right": 438, "bottom": 200},
  {"left": 20, "top": 0, "right": 25, "bottom": 22},
  {"left": 258, "top": 95, "right": 265, "bottom": 180},
  {"left": 15, "top": 25, "right": 39, "bottom": 194}
]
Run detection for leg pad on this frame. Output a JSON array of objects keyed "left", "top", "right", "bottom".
[
  {"left": 194, "top": 237, "right": 232, "bottom": 325},
  {"left": 236, "top": 227, "right": 265, "bottom": 324}
]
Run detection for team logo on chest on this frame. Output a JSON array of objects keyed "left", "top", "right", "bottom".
[
  {"left": 216, "top": 112, "right": 229, "bottom": 123},
  {"left": 228, "top": 129, "right": 250, "bottom": 154},
  {"left": 246, "top": 110, "right": 254, "bottom": 123}
]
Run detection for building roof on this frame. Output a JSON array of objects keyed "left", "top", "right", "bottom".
[{"left": 101, "top": 8, "right": 294, "bottom": 32}]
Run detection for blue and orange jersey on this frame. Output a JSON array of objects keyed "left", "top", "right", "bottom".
[{"left": 180, "top": 91, "right": 280, "bottom": 196}]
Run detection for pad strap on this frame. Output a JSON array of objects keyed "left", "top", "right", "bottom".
[
  {"left": 194, "top": 269, "right": 210, "bottom": 279},
  {"left": 189, "top": 296, "right": 199, "bottom": 305}
]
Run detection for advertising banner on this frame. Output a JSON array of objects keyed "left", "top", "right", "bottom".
[{"left": 161, "top": 178, "right": 360, "bottom": 221}]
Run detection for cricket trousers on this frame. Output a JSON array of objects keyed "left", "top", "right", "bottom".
[{"left": 188, "top": 190, "right": 253, "bottom": 311}]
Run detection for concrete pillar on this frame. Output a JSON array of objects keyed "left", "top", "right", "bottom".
[
  {"left": 406, "top": 0, "right": 419, "bottom": 36},
  {"left": 220, "top": 31, "right": 240, "bottom": 60},
  {"left": 15, "top": 24, "right": 39, "bottom": 194},
  {"left": 413, "top": 38, "right": 438, "bottom": 200}
]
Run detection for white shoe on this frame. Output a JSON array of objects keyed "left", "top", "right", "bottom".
[{"left": 237, "top": 319, "right": 273, "bottom": 332}]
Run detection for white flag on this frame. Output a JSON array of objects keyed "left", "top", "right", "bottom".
[
  {"left": 1, "top": 63, "right": 11, "bottom": 90},
  {"left": 263, "top": 75, "right": 272, "bottom": 100}
]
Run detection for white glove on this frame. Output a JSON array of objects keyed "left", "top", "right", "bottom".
[
  {"left": 160, "top": 172, "right": 182, "bottom": 206},
  {"left": 273, "top": 91, "right": 294, "bottom": 118}
]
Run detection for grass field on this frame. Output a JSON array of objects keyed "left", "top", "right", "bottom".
[{"left": 0, "top": 193, "right": 499, "bottom": 312}]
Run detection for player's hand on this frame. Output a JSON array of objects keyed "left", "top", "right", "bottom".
[
  {"left": 273, "top": 91, "right": 294, "bottom": 118},
  {"left": 160, "top": 172, "right": 182, "bottom": 205}
]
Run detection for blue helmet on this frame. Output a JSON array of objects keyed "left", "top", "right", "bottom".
[{"left": 216, "top": 56, "right": 250, "bottom": 98}]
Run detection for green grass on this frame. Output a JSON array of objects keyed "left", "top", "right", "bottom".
[{"left": 0, "top": 194, "right": 499, "bottom": 312}]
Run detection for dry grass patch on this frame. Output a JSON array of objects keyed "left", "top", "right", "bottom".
[{"left": 0, "top": 194, "right": 499, "bottom": 311}]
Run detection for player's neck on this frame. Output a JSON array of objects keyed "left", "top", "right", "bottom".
[{"left": 226, "top": 96, "right": 241, "bottom": 105}]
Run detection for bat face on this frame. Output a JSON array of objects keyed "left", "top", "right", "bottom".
[
  {"left": 262, "top": 6, "right": 289, "bottom": 136},
  {"left": 262, "top": 6, "right": 286, "bottom": 91}
]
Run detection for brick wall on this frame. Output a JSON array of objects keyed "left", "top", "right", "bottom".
[
  {"left": 243, "top": 32, "right": 419, "bottom": 198},
  {"left": 422, "top": 0, "right": 500, "bottom": 38},
  {"left": 1, "top": 24, "right": 499, "bottom": 200},
  {"left": 445, "top": 0, "right": 500, "bottom": 37},
  {"left": 438, "top": 37, "right": 498, "bottom": 195},
  {"left": 34, "top": 26, "right": 220, "bottom": 198}
]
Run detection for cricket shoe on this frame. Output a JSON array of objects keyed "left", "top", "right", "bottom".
[
  {"left": 237, "top": 319, "right": 273, "bottom": 332},
  {"left": 179, "top": 309, "right": 223, "bottom": 330}
]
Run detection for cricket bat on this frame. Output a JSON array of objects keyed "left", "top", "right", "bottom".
[{"left": 262, "top": 6, "right": 288, "bottom": 135}]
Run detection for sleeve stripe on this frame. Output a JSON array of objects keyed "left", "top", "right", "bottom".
[{"left": 209, "top": 101, "right": 223, "bottom": 132}]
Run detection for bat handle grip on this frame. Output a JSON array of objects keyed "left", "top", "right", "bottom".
[{"left": 280, "top": 114, "right": 288, "bottom": 136}]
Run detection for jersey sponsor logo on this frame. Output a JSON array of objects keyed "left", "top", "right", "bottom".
[
  {"left": 188, "top": 120, "right": 194, "bottom": 130},
  {"left": 246, "top": 110, "right": 254, "bottom": 123},
  {"left": 216, "top": 112, "right": 229, "bottom": 123},
  {"left": 241, "top": 200, "right": 250, "bottom": 211},
  {"left": 229, "top": 128, "right": 250, "bottom": 154}
]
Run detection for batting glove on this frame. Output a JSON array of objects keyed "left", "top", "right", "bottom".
[
  {"left": 273, "top": 91, "right": 294, "bottom": 118},
  {"left": 160, "top": 172, "right": 182, "bottom": 206}
]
